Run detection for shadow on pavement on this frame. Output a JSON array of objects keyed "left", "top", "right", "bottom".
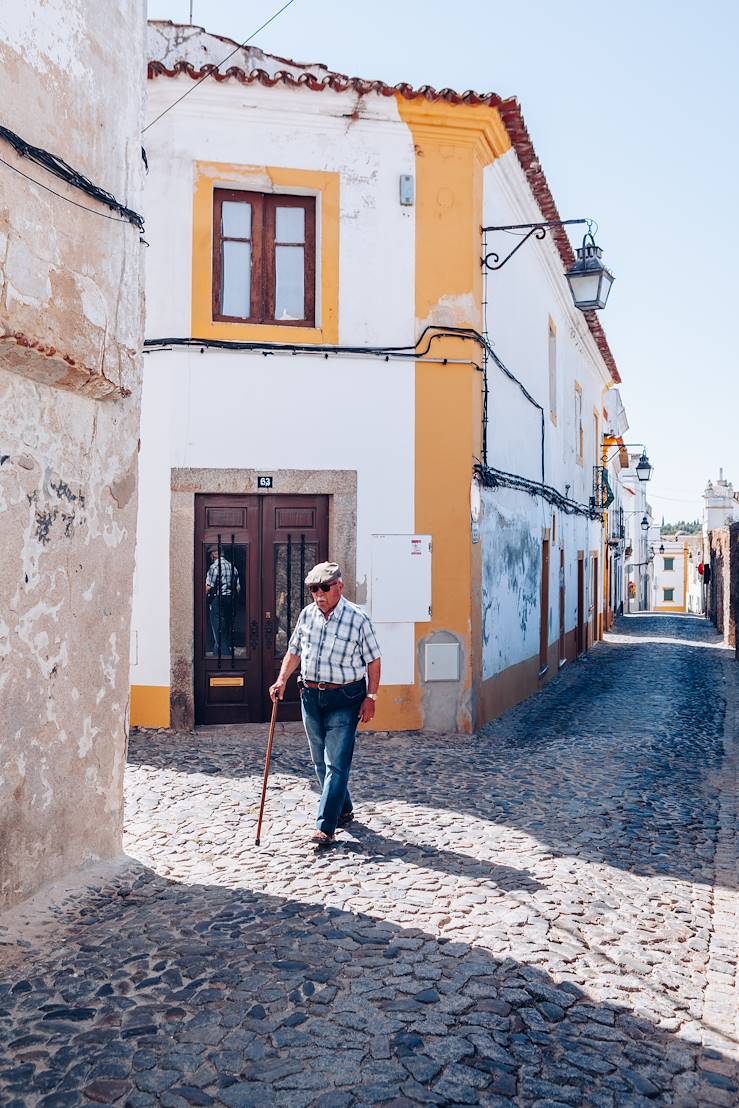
[
  {"left": 129, "top": 617, "right": 732, "bottom": 889},
  {"left": 0, "top": 862, "right": 730, "bottom": 1106},
  {"left": 340, "top": 822, "right": 544, "bottom": 895}
]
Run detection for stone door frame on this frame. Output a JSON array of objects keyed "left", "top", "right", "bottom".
[{"left": 170, "top": 467, "right": 357, "bottom": 730}]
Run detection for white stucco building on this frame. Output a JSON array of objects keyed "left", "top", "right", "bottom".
[
  {"left": 622, "top": 461, "right": 652, "bottom": 613},
  {"left": 651, "top": 538, "right": 688, "bottom": 613},
  {"left": 476, "top": 158, "right": 619, "bottom": 717},
  {"left": 131, "top": 22, "right": 626, "bottom": 734},
  {"left": 704, "top": 470, "right": 739, "bottom": 532}
]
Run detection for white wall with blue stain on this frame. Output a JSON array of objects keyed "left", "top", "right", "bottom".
[{"left": 480, "top": 151, "right": 614, "bottom": 681}]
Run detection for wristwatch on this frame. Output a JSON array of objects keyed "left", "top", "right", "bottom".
[{"left": 366, "top": 692, "right": 378, "bottom": 701}]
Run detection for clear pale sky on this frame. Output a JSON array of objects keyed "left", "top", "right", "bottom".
[{"left": 147, "top": 0, "right": 739, "bottom": 524}]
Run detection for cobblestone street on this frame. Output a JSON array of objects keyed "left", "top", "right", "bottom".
[{"left": 1, "top": 614, "right": 736, "bottom": 1107}]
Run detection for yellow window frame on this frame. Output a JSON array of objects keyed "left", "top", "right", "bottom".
[{"left": 192, "top": 161, "right": 340, "bottom": 345}]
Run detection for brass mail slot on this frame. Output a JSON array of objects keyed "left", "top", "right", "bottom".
[{"left": 210, "top": 675, "right": 244, "bottom": 687}]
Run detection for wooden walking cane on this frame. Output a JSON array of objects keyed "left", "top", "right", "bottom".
[{"left": 255, "top": 695, "right": 279, "bottom": 846}]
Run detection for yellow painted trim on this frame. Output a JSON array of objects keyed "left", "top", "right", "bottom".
[
  {"left": 654, "top": 604, "right": 686, "bottom": 613},
  {"left": 385, "top": 96, "right": 509, "bottom": 733},
  {"left": 590, "top": 547, "right": 601, "bottom": 643},
  {"left": 394, "top": 99, "right": 511, "bottom": 164},
  {"left": 548, "top": 316, "right": 558, "bottom": 426},
  {"left": 191, "top": 161, "right": 340, "bottom": 344},
  {"left": 370, "top": 685, "right": 420, "bottom": 732},
  {"left": 130, "top": 685, "right": 171, "bottom": 729}
]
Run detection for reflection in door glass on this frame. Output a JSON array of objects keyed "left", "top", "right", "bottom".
[
  {"left": 204, "top": 541, "right": 248, "bottom": 659},
  {"left": 274, "top": 538, "right": 318, "bottom": 655}
]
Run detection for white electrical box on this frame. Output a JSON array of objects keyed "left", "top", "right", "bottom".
[
  {"left": 424, "top": 642, "right": 460, "bottom": 681},
  {"left": 371, "top": 534, "right": 432, "bottom": 623},
  {"left": 399, "top": 174, "right": 415, "bottom": 205}
]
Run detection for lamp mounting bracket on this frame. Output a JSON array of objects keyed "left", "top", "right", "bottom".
[{"left": 481, "top": 218, "right": 592, "bottom": 271}]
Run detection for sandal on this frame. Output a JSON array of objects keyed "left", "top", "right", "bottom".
[
  {"left": 310, "top": 831, "right": 335, "bottom": 851},
  {"left": 337, "top": 810, "right": 354, "bottom": 828}
]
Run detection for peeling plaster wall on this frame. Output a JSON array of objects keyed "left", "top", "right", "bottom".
[
  {"left": 0, "top": 2, "right": 145, "bottom": 396},
  {"left": 480, "top": 153, "right": 609, "bottom": 688},
  {"left": 0, "top": 2, "right": 146, "bottom": 909},
  {"left": 481, "top": 488, "right": 543, "bottom": 675}
]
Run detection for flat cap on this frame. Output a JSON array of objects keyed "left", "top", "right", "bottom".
[{"left": 305, "top": 561, "right": 342, "bottom": 586}]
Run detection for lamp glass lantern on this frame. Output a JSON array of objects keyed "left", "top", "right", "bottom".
[
  {"left": 640, "top": 515, "right": 649, "bottom": 531},
  {"left": 635, "top": 451, "right": 653, "bottom": 482},
  {"left": 565, "top": 232, "right": 614, "bottom": 311}
]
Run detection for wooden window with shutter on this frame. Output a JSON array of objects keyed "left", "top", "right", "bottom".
[{"left": 212, "top": 190, "right": 316, "bottom": 327}]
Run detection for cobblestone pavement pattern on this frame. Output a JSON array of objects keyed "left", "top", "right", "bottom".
[{"left": 1, "top": 614, "right": 737, "bottom": 1107}]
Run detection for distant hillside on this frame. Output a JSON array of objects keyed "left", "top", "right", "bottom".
[{"left": 662, "top": 519, "right": 701, "bottom": 535}]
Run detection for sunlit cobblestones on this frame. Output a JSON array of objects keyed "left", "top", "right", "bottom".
[{"left": 0, "top": 614, "right": 736, "bottom": 1106}]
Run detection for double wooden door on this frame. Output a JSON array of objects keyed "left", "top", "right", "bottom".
[{"left": 194, "top": 494, "right": 328, "bottom": 724}]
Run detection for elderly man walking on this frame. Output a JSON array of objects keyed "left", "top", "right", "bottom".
[{"left": 269, "top": 562, "right": 381, "bottom": 850}]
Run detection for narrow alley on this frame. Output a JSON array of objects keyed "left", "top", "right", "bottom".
[{"left": 0, "top": 615, "right": 736, "bottom": 1107}]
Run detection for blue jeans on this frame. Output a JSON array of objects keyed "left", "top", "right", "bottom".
[
  {"left": 209, "top": 595, "right": 233, "bottom": 656},
  {"left": 301, "top": 679, "right": 366, "bottom": 834}
]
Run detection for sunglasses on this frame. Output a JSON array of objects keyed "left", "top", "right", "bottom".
[{"left": 309, "top": 581, "right": 339, "bottom": 593}]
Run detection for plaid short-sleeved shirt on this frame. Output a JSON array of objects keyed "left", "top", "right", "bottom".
[
  {"left": 206, "top": 557, "right": 239, "bottom": 597},
  {"left": 288, "top": 596, "right": 381, "bottom": 684}
]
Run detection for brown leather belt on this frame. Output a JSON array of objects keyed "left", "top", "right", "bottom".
[{"left": 302, "top": 679, "right": 362, "bottom": 690}]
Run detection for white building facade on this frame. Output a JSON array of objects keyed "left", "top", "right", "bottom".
[
  {"left": 622, "top": 461, "right": 652, "bottom": 613},
  {"left": 476, "top": 154, "right": 618, "bottom": 718},
  {"left": 132, "top": 22, "right": 625, "bottom": 733},
  {"left": 704, "top": 470, "right": 739, "bottom": 532},
  {"left": 651, "top": 539, "right": 688, "bottom": 613}
]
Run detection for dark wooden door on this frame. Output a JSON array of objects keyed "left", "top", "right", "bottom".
[
  {"left": 261, "top": 496, "right": 329, "bottom": 721},
  {"left": 195, "top": 495, "right": 259, "bottom": 725},
  {"left": 592, "top": 555, "right": 599, "bottom": 644},
  {"left": 559, "top": 547, "right": 566, "bottom": 663},
  {"left": 577, "top": 556, "right": 585, "bottom": 655},
  {"left": 539, "top": 537, "right": 550, "bottom": 676},
  {"left": 194, "top": 494, "right": 328, "bottom": 725}
]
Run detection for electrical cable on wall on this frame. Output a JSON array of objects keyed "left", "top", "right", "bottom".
[
  {"left": 144, "top": 326, "right": 487, "bottom": 365},
  {"left": 0, "top": 123, "right": 144, "bottom": 230},
  {"left": 144, "top": 326, "right": 596, "bottom": 519},
  {"left": 474, "top": 462, "right": 599, "bottom": 520}
]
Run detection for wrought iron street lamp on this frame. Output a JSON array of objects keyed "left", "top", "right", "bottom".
[
  {"left": 564, "top": 231, "right": 615, "bottom": 311},
  {"left": 603, "top": 441, "right": 654, "bottom": 482},
  {"left": 635, "top": 451, "right": 653, "bottom": 483},
  {"left": 481, "top": 218, "right": 615, "bottom": 312},
  {"left": 641, "top": 515, "right": 649, "bottom": 531}
]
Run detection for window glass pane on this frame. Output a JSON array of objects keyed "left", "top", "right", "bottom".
[
  {"left": 276, "top": 206, "right": 305, "bottom": 243},
  {"left": 274, "top": 540, "right": 319, "bottom": 655},
  {"left": 221, "top": 241, "right": 251, "bottom": 318},
  {"left": 204, "top": 543, "right": 247, "bottom": 659},
  {"left": 275, "top": 245, "right": 305, "bottom": 320},
  {"left": 222, "top": 200, "right": 251, "bottom": 239}
]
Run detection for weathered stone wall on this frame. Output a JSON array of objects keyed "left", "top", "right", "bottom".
[
  {"left": 731, "top": 523, "right": 739, "bottom": 658},
  {"left": 0, "top": 1, "right": 146, "bottom": 908},
  {"left": 707, "top": 527, "right": 737, "bottom": 650}
]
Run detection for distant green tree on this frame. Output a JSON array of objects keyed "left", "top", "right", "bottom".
[{"left": 662, "top": 519, "right": 701, "bottom": 535}]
